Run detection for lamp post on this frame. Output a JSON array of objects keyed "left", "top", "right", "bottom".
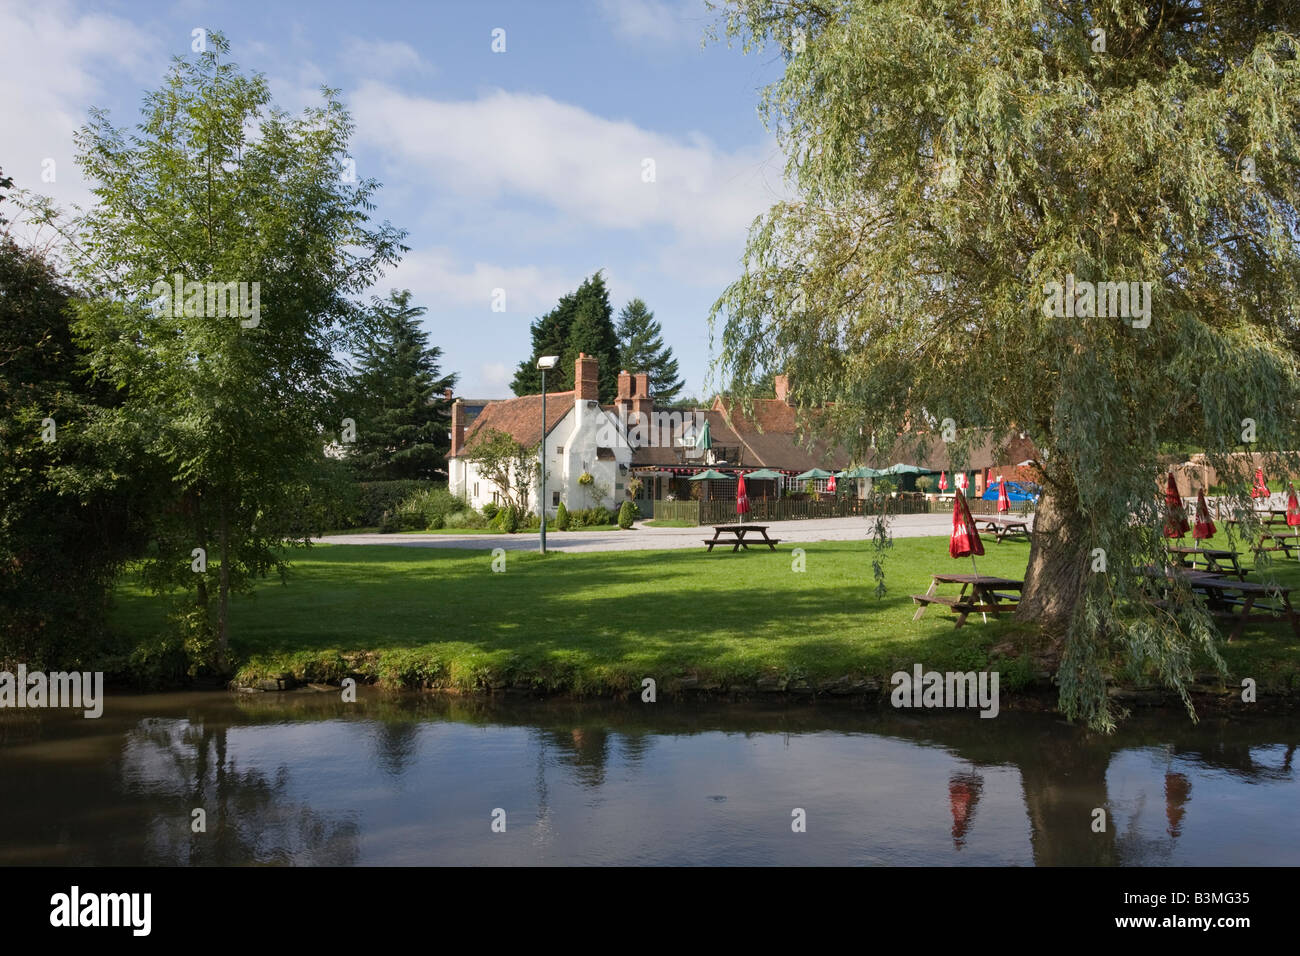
[{"left": 537, "top": 355, "right": 559, "bottom": 554}]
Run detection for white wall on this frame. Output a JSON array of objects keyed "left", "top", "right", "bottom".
[{"left": 450, "top": 403, "right": 633, "bottom": 516}]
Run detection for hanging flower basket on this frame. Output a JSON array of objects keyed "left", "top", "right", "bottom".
[{"left": 578, "top": 472, "right": 594, "bottom": 486}]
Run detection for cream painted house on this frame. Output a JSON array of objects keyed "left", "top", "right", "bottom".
[{"left": 448, "top": 353, "right": 632, "bottom": 515}]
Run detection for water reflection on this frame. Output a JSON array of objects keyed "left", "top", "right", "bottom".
[{"left": 0, "top": 693, "right": 1296, "bottom": 866}]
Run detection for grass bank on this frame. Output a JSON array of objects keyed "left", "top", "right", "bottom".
[{"left": 107, "top": 535, "right": 1300, "bottom": 700}]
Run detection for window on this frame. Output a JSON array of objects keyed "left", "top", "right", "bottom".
[
  {"left": 555, "top": 445, "right": 563, "bottom": 455},
  {"left": 473, "top": 482, "right": 479, "bottom": 497},
  {"left": 552, "top": 491, "right": 561, "bottom": 506}
]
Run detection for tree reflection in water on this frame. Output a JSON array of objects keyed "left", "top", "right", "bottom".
[{"left": 123, "top": 718, "right": 360, "bottom": 866}]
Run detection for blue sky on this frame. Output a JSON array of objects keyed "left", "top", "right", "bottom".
[{"left": 2, "top": 0, "right": 790, "bottom": 397}]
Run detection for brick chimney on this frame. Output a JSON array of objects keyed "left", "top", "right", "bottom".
[
  {"left": 617, "top": 369, "right": 633, "bottom": 409},
  {"left": 575, "top": 352, "right": 599, "bottom": 402},
  {"left": 631, "top": 372, "right": 651, "bottom": 420},
  {"left": 774, "top": 374, "right": 790, "bottom": 404},
  {"left": 450, "top": 399, "right": 465, "bottom": 457},
  {"left": 443, "top": 386, "right": 453, "bottom": 401}
]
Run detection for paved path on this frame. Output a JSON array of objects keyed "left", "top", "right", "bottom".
[{"left": 315, "top": 513, "right": 1034, "bottom": 553}]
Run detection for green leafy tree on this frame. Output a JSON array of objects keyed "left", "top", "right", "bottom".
[
  {"left": 463, "top": 427, "right": 540, "bottom": 515},
  {"left": 0, "top": 240, "right": 154, "bottom": 666},
  {"left": 616, "top": 298, "right": 684, "bottom": 402},
  {"left": 512, "top": 272, "right": 620, "bottom": 401},
  {"left": 44, "top": 33, "right": 405, "bottom": 662},
  {"left": 343, "top": 289, "right": 457, "bottom": 480},
  {"left": 711, "top": 1, "right": 1300, "bottom": 729},
  {"left": 512, "top": 288, "right": 579, "bottom": 395}
]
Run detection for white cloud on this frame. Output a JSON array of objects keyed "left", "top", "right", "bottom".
[
  {"left": 380, "top": 247, "right": 578, "bottom": 317},
  {"left": 351, "top": 83, "right": 784, "bottom": 245},
  {"left": 0, "top": 1, "right": 158, "bottom": 234},
  {"left": 341, "top": 38, "right": 431, "bottom": 79},
  {"left": 593, "top": 0, "right": 711, "bottom": 46}
]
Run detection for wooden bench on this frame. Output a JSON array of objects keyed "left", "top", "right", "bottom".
[
  {"left": 703, "top": 524, "right": 781, "bottom": 552},
  {"left": 979, "top": 516, "right": 1031, "bottom": 543},
  {"left": 1167, "top": 545, "right": 1249, "bottom": 581},
  {"left": 912, "top": 573, "right": 1024, "bottom": 627},
  {"left": 1253, "top": 531, "right": 1298, "bottom": 559}
]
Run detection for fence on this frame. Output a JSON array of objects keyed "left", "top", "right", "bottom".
[{"left": 653, "top": 494, "right": 1036, "bottom": 526}]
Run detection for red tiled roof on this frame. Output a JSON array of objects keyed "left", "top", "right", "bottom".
[{"left": 455, "top": 391, "right": 575, "bottom": 455}]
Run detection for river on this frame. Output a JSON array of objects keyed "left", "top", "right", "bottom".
[{"left": 1, "top": 692, "right": 1295, "bottom": 865}]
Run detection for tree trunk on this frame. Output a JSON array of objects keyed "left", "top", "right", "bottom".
[{"left": 1016, "top": 489, "right": 1090, "bottom": 636}]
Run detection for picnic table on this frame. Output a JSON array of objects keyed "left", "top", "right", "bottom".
[
  {"left": 702, "top": 524, "right": 781, "bottom": 552},
  {"left": 978, "top": 515, "right": 1031, "bottom": 543},
  {"left": 1166, "top": 545, "right": 1248, "bottom": 581},
  {"left": 1223, "top": 514, "right": 1298, "bottom": 558},
  {"left": 1140, "top": 566, "right": 1299, "bottom": 641},
  {"left": 911, "top": 573, "right": 1024, "bottom": 627}
]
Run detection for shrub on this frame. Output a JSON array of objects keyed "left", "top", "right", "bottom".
[
  {"left": 355, "top": 480, "right": 436, "bottom": 527},
  {"left": 574, "top": 506, "right": 613, "bottom": 527},
  {"left": 915, "top": 476, "right": 935, "bottom": 494},
  {"left": 444, "top": 509, "right": 488, "bottom": 529},
  {"left": 428, "top": 513, "right": 445, "bottom": 529},
  {"left": 501, "top": 505, "right": 519, "bottom": 533},
  {"left": 555, "top": 501, "right": 570, "bottom": 530},
  {"left": 481, "top": 501, "right": 499, "bottom": 520},
  {"left": 378, "top": 509, "right": 425, "bottom": 533},
  {"left": 618, "top": 500, "right": 636, "bottom": 529},
  {"left": 395, "top": 485, "right": 471, "bottom": 526}
]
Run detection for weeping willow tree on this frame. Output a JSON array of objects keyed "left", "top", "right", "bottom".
[{"left": 709, "top": 0, "right": 1300, "bottom": 728}]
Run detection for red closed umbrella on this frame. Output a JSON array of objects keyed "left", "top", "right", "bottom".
[
  {"left": 950, "top": 489, "right": 984, "bottom": 574},
  {"left": 1193, "top": 490, "right": 1216, "bottom": 540},
  {"left": 1252, "top": 468, "right": 1270, "bottom": 499},
  {"left": 939, "top": 471, "right": 948, "bottom": 492},
  {"left": 1164, "top": 472, "right": 1189, "bottom": 539},
  {"left": 1286, "top": 484, "right": 1300, "bottom": 555},
  {"left": 997, "top": 475, "right": 1010, "bottom": 514},
  {"left": 827, "top": 473, "right": 837, "bottom": 493},
  {"left": 736, "top": 473, "right": 750, "bottom": 518}
]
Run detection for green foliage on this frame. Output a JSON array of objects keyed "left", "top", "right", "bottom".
[
  {"left": 352, "top": 480, "right": 435, "bottom": 527},
  {"left": 555, "top": 500, "right": 571, "bottom": 530},
  {"left": 0, "top": 240, "right": 155, "bottom": 667},
  {"left": 711, "top": 0, "right": 1300, "bottom": 728},
  {"left": 574, "top": 506, "right": 614, "bottom": 527},
  {"left": 463, "top": 428, "right": 540, "bottom": 515},
  {"left": 618, "top": 499, "right": 637, "bottom": 529},
  {"left": 35, "top": 32, "right": 405, "bottom": 660},
  {"left": 481, "top": 501, "right": 500, "bottom": 520},
  {"left": 512, "top": 272, "right": 619, "bottom": 401},
  {"left": 616, "top": 297, "right": 684, "bottom": 403},
  {"left": 915, "top": 476, "right": 935, "bottom": 494},
  {"left": 340, "top": 290, "right": 457, "bottom": 480},
  {"left": 443, "top": 509, "right": 489, "bottom": 529},
  {"left": 501, "top": 504, "right": 520, "bottom": 533}
]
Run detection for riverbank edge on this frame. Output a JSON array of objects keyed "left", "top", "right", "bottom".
[{"left": 225, "top": 658, "right": 1298, "bottom": 717}]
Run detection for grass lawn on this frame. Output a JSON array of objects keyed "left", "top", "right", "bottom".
[
  {"left": 644, "top": 518, "right": 698, "bottom": 528},
  {"left": 108, "top": 531, "right": 1300, "bottom": 696}
]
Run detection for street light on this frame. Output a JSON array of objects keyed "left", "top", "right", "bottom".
[{"left": 537, "top": 355, "right": 559, "bottom": 554}]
